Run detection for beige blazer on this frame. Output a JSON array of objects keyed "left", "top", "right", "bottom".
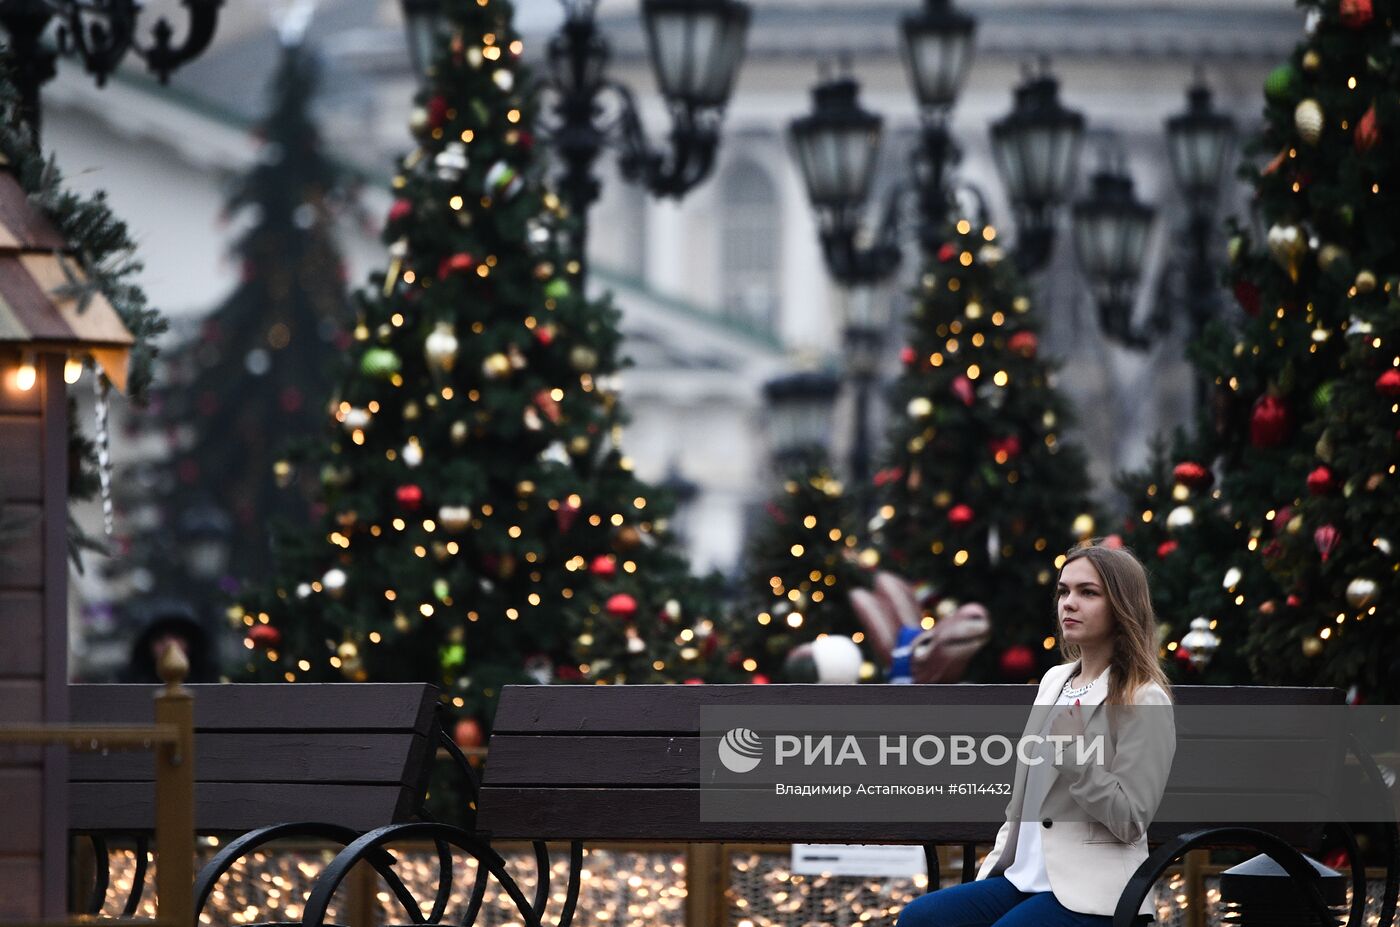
[{"left": 975, "top": 660, "right": 1176, "bottom": 917}]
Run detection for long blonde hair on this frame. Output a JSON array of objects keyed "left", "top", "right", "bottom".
[{"left": 1056, "top": 541, "right": 1173, "bottom": 705}]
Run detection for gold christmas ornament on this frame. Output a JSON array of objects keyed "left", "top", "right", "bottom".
[
  {"left": 1301, "top": 49, "right": 1321, "bottom": 72},
  {"left": 1266, "top": 223, "right": 1308, "bottom": 281},
  {"left": 1294, "top": 98, "right": 1324, "bottom": 145},
  {"left": 424, "top": 321, "right": 459, "bottom": 373},
  {"left": 907, "top": 396, "right": 934, "bottom": 418},
  {"left": 570, "top": 345, "right": 599, "bottom": 371},
  {"left": 1072, "top": 513, "right": 1095, "bottom": 539},
  {"left": 438, "top": 505, "right": 472, "bottom": 532},
  {"left": 450, "top": 420, "right": 469, "bottom": 444},
  {"left": 1166, "top": 505, "right": 1196, "bottom": 531},
  {"left": 569, "top": 435, "right": 591, "bottom": 455},
  {"left": 1346, "top": 577, "right": 1379, "bottom": 609},
  {"left": 1301, "top": 636, "right": 1323, "bottom": 658},
  {"left": 1317, "top": 244, "right": 1348, "bottom": 273},
  {"left": 483, "top": 352, "right": 512, "bottom": 378},
  {"left": 1356, "top": 269, "right": 1378, "bottom": 293}
]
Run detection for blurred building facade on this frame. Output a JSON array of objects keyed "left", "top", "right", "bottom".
[{"left": 41, "top": 0, "right": 1299, "bottom": 675}]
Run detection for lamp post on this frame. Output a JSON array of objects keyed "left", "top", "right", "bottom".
[
  {"left": 402, "top": 0, "right": 749, "bottom": 288},
  {"left": 0, "top": 0, "right": 224, "bottom": 137},
  {"left": 1165, "top": 78, "right": 1235, "bottom": 410},
  {"left": 989, "top": 66, "right": 1086, "bottom": 273},
  {"left": 1071, "top": 158, "right": 1157, "bottom": 349}
]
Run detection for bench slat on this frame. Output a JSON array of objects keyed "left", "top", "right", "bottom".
[
  {"left": 482, "top": 734, "right": 1337, "bottom": 791},
  {"left": 489, "top": 684, "right": 1342, "bottom": 734},
  {"left": 70, "top": 782, "right": 417, "bottom": 833},
  {"left": 69, "top": 732, "right": 426, "bottom": 785},
  {"left": 70, "top": 684, "right": 438, "bottom": 733}
]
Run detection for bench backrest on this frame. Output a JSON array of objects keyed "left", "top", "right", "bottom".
[
  {"left": 68, "top": 683, "right": 439, "bottom": 833},
  {"left": 476, "top": 683, "right": 1342, "bottom": 846}
]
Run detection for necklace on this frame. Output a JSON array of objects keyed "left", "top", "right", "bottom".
[{"left": 1062, "top": 670, "right": 1101, "bottom": 699}]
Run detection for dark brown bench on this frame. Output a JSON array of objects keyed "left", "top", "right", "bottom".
[
  {"left": 285, "top": 683, "right": 1400, "bottom": 927},
  {"left": 66, "top": 682, "right": 448, "bottom": 918}
]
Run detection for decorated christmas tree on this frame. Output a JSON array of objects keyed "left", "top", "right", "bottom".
[
  {"left": 1166, "top": 0, "right": 1400, "bottom": 701},
  {"left": 870, "top": 217, "right": 1097, "bottom": 682},
  {"left": 114, "top": 41, "right": 350, "bottom": 627},
  {"left": 735, "top": 456, "right": 869, "bottom": 682},
  {"left": 233, "top": 0, "right": 740, "bottom": 718}
]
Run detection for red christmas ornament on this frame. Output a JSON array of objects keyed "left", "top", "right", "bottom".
[
  {"left": 1306, "top": 465, "right": 1336, "bottom": 495},
  {"left": 1172, "top": 461, "right": 1212, "bottom": 490},
  {"left": 684, "top": 678, "right": 705, "bottom": 685},
  {"left": 1340, "top": 0, "right": 1373, "bottom": 28},
  {"left": 517, "top": 130, "right": 535, "bottom": 150},
  {"left": 948, "top": 504, "right": 975, "bottom": 527},
  {"left": 1250, "top": 394, "right": 1292, "bottom": 447},
  {"left": 248, "top": 624, "right": 281, "bottom": 649},
  {"left": 1262, "top": 147, "right": 1287, "bottom": 176},
  {"left": 437, "top": 252, "right": 476, "bottom": 280},
  {"left": 535, "top": 326, "right": 555, "bottom": 346},
  {"left": 454, "top": 718, "right": 484, "bottom": 749},
  {"left": 1375, "top": 369, "right": 1400, "bottom": 397},
  {"left": 590, "top": 554, "right": 617, "bottom": 578},
  {"left": 1272, "top": 506, "right": 1293, "bottom": 533},
  {"left": 951, "top": 375, "right": 976, "bottom": 407},
  {"left": 605, "top": 593, "right": 638, "bottom": 618},
  {"left": 1314, "top": 524, "right": 1340, "bottom": 562},
  {"left": 998, "top": 645, "right": 1035, "bottom": 679},
  {"left": 1007, "top": 331, "right": 1039, "bottom": 359},
  {"left": 1174, "top": 646, "right": 1194, "bottom": 668},
  {"left": 427, "top": 94, "right": 450, "bottom": 128},
  {"left": 988, "top": 435, "right": 1022, "bottom": 461},
  {"left": 752, "top": 673, "right": 771, "bottom": 685},
  {"left": 937, "top": 242, "right": 957, "bottom": 263},
  {"left": 1233, "top": 280, "right": 1261, "bottom": 317},
  {"left": 1286, "top": 594, "right": 1302, "bottom": 608},
  {"left": 1356, "top": 104, "right": 1380, "bottom": 154},
  {"left": 1157, "top": 540, "right": 1179, "bottom": 559},
  {"left": 872, "top": 466, "right": 905, "bottom": 488},
  {"left": 388, "top": 199, "right": 413, "bottom": 224},
  {"left": 1101, "top": 534, "right": 1124, "bottom": 549},
  {"left": 900, "top": 346, "right": 917, "bottom": 366},
  {"left": 396, "top": 484, "right": 424, "bottom": 510}
]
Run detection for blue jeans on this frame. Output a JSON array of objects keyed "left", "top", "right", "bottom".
[{"left": 897, "top": 876, "right": 1142, "bottom": 927}]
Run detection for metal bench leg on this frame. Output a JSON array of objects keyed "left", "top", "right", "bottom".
[
  {"left": 556, "top": 841, "right": 583, "bottom": 927},
  {"left": 921, "top": 844, "right": 940, "bottom": 892},
  {"left": 961, "top": 843, "right": 976, "bottom": 884},
  {"left": 126, "top": 834, "right": 150, "bottom": 917},
  {"left": 85, "top": 835, "right": 110, "bottom": 915}
]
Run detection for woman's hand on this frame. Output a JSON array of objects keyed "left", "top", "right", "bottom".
[{"left": 1049, "top": 699, "right": 1085, "bottom": 740}]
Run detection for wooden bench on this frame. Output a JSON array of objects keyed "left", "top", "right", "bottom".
[
  {"left": 66, "top": 682, "right": 447, "bottom": 918},
  {"left": 282, "top": 683, "right": 1400, "bottom": 927}
]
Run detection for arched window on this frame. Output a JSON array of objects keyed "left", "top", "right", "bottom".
[{"left": 720, "top": 158, "right": 779, "bottom": 331}]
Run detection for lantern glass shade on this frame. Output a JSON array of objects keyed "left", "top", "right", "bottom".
[
  {"left": 400, "top": 0, "right": 443, "bottom": 83},
  {"left": 900, "top": 0, "right": 977, "bottom": 111},
  {"left": 1165, "top": 84, "right": 1235, "bottom": 202},
  {"left": 763, "top": 371, "right": 841, "bottom": 461},
  {"left": 990, "top": 75, "right": 1085, "bottom": 208},
  {"left": 790, "top": 78, "right": 884, "bottom": 212},
  {"left": 642, "top": 0, "right": 751, "bottom": 108},
  {"left": 1072, "top": 170, "right": 1154, "bottom": 299}
]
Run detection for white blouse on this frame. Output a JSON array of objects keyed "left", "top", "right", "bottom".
[{"left": 1003, "top": 665, "right": 1109, "bottom": 893}]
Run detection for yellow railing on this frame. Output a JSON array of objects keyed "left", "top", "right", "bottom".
[{"left": 0, "top": 645, "right": 195, "bottom": 927}]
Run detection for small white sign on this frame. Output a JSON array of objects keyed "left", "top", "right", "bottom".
[{"left": 790, "top": 843, "right": 927, "bottom": 878}]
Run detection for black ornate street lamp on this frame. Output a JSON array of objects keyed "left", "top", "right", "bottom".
[
  {"left": 548, "top": 0, "right": 750, "bottom": 284},
  {"left": 901, "top": 0, "right": 975, "bottom": 251},
  {"left": 789, "top": 76, "right": 896, "bottom": 286},
  {"left": 403, "top": 0, "right": 749, "bottom": 286},
  {"left": 1, "top": 0, "right": 224, "bottom": 136},
  {"left": 989, "top": 66, "right": 1085, "bottom": 272},
  {"left": 762, "top": 370, "right": 841, "bottom": 473},
  {"left": 1071, "top": 160, "right": 1157, "bottom": 349},
  {"left": 1165, "top": 78, "right": 1235, "bottom": 407}
]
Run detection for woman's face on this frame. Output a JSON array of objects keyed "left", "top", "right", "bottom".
[{"left": 1057, "top": 557, "right": 1114, "bottom": 649}]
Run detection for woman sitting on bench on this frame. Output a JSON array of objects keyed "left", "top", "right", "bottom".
[{"left": 897, "top": 541, "right": 1176, "bottom": 927}]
